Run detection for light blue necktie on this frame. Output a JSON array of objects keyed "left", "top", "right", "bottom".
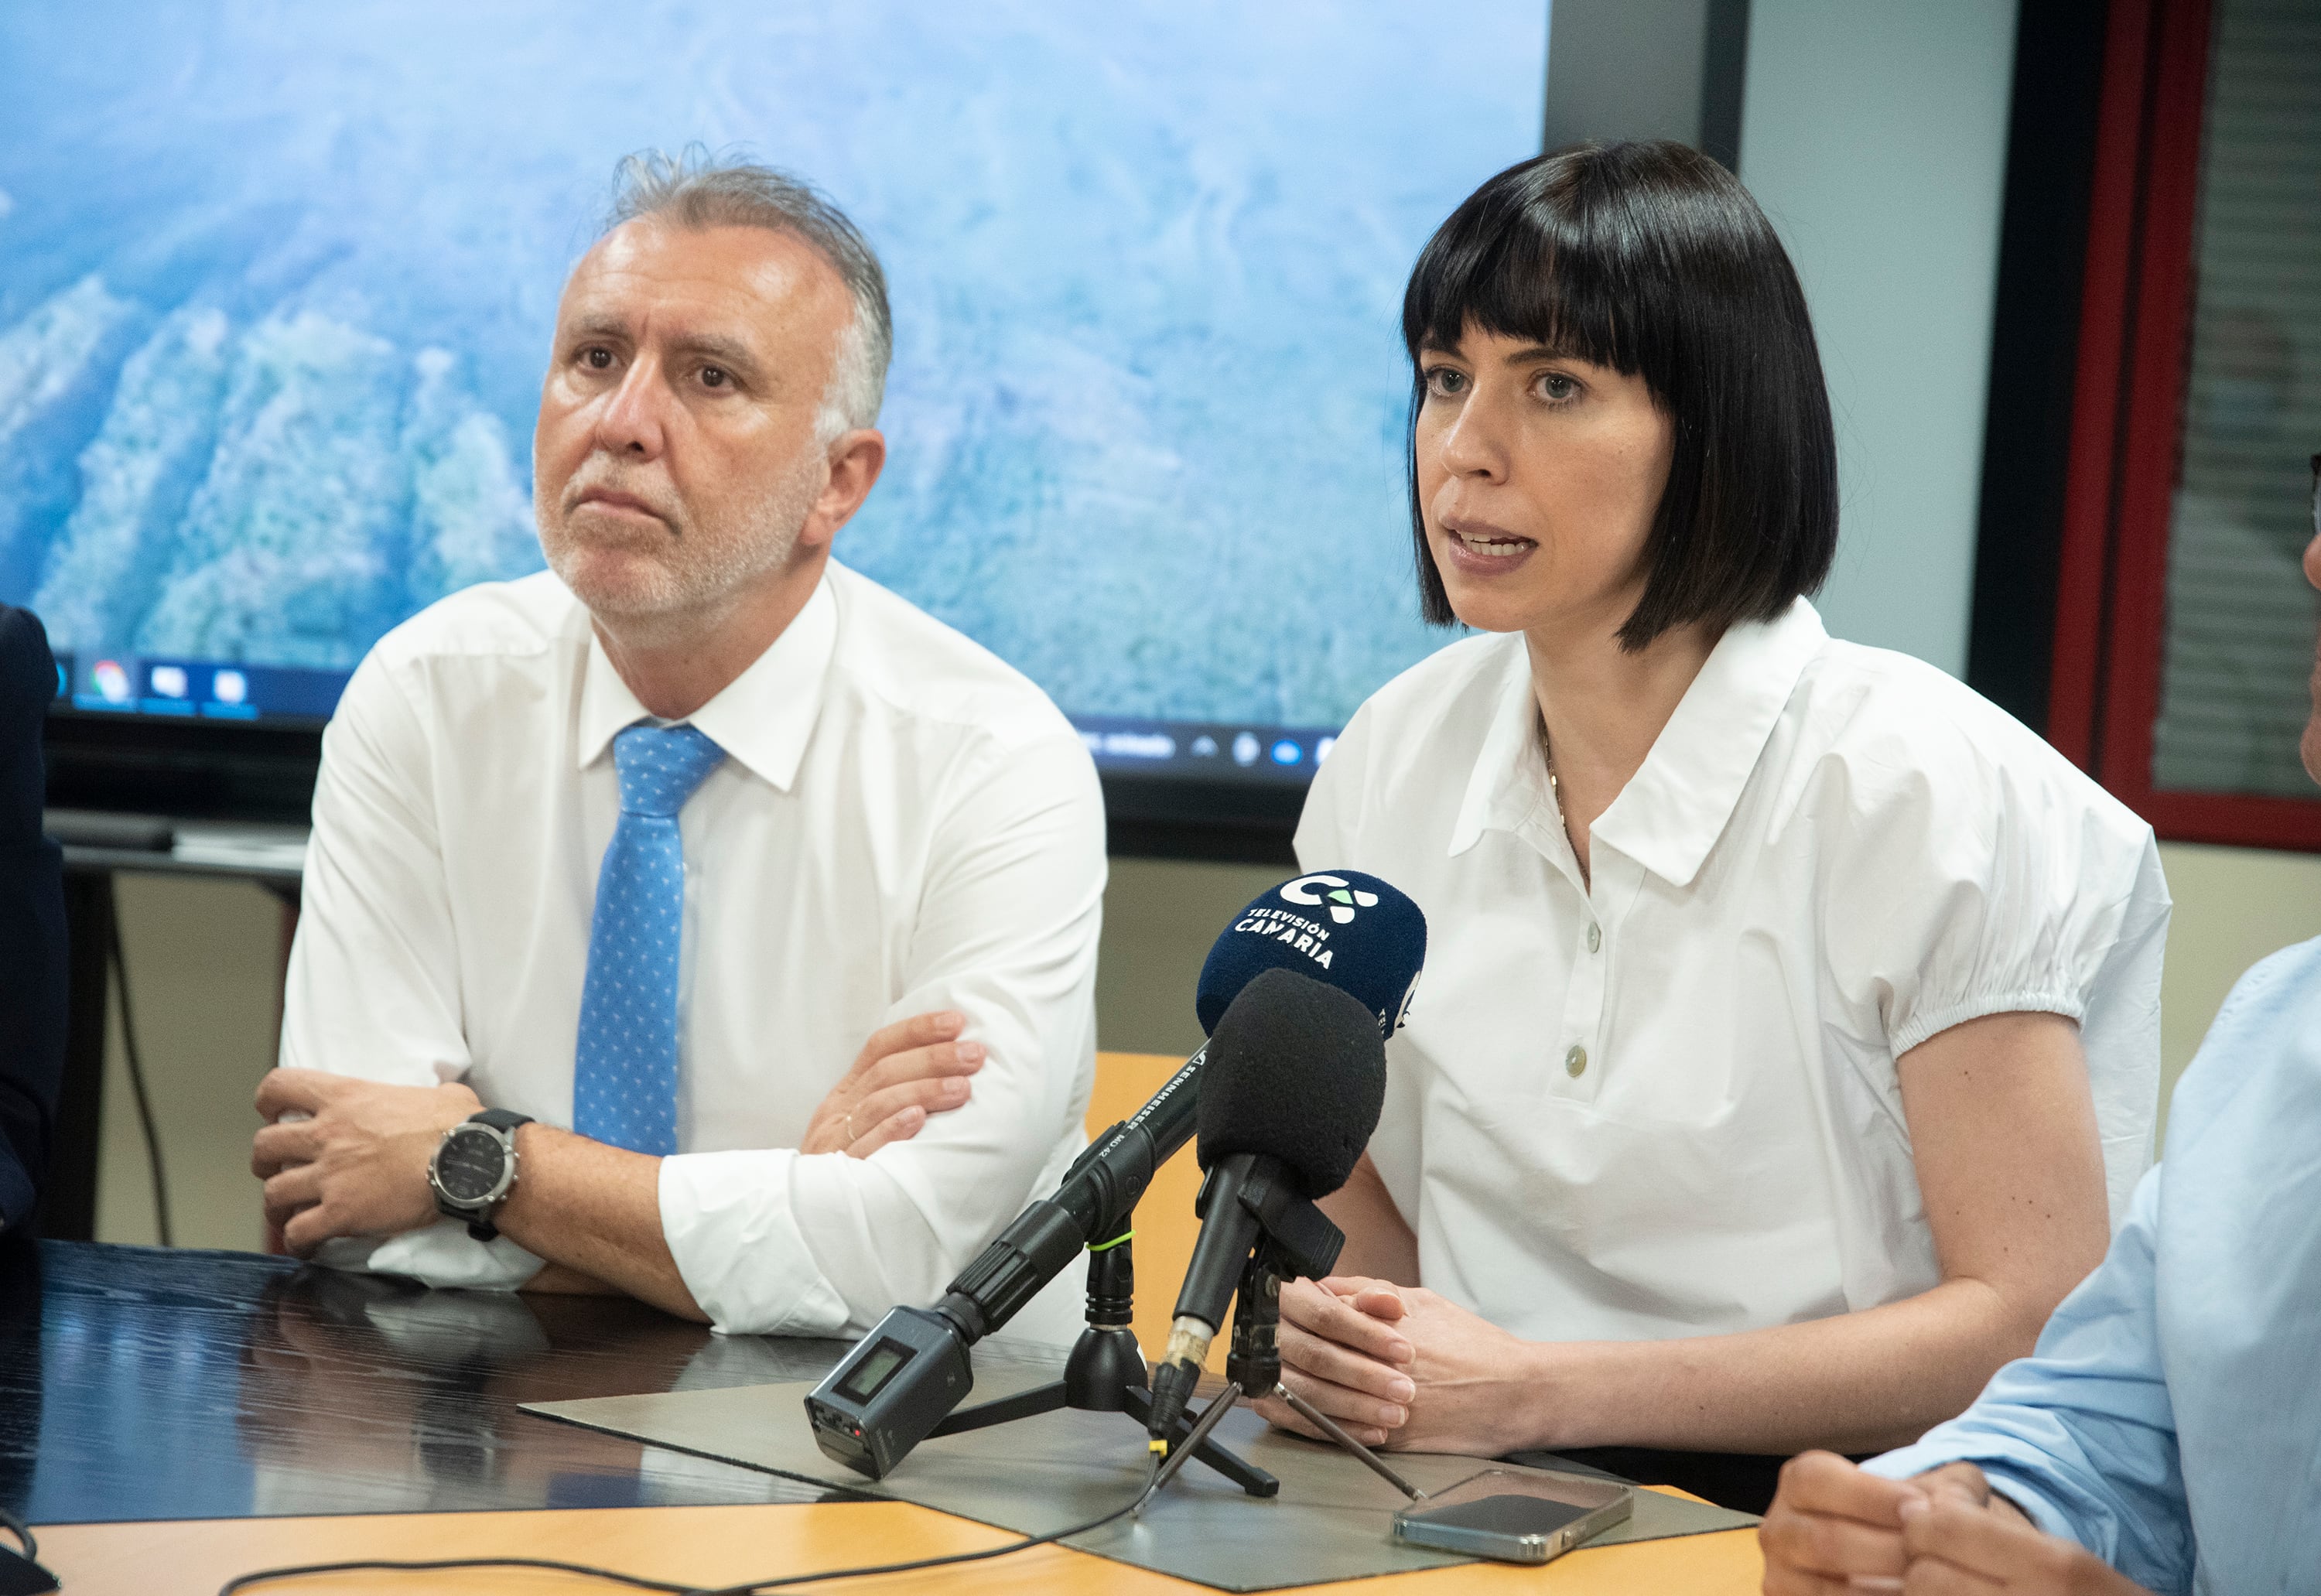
[{"left": 573, "top": 722, "right": 726, "bottom": 1155}]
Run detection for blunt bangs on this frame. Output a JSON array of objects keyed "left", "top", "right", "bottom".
[
  {"left": 1401, "top": 141, "right": 1839, "bottom": 647},
  {"left": 1403, "top": 159, "right": 1646, "bottom": 384}
]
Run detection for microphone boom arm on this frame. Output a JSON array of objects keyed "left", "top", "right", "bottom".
[
  {"left": 807, "top": 1051, "right": 1211, "bottom": 1479},
  {"left": 928, "top": 1046, "right": 1204, "bottom": 1344}
]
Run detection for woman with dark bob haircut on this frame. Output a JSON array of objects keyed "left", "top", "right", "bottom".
[{"left": 1254, "top": 142, "right": 2169, "bottom": 1513}]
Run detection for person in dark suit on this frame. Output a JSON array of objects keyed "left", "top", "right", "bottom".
[{"left": 0, "top": 607, "right": 66, "bottom": 1235}]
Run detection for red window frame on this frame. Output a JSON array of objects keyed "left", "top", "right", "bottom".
[{"left": 2047, "top": 0, "right": 2321, "bottom": 849}]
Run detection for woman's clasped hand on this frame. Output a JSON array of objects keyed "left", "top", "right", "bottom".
[{"left": 1253, "top": 1275, "right": 1543, "bottom": 1458}]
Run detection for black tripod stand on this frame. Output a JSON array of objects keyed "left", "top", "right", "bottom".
[
  {"left": 1180, "top": 1245, "right": 1426, "bottom": 1503},
  {"left": 921, "top": 1229, "right": 1280, "bottom": 1497},
  {"left": 1138, "top": 1193, "right": 1429, "bottom": 1509}
]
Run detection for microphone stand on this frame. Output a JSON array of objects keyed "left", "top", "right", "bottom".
[
  {"left": 919, "top": 1228, "right": 1279, "bottom": 1498},
  {"left": 1232, "top": 1252, "right": 1427, "bottom": 1500},
  {"left": 1146, "top": 1239, "right": 1428, "bottom": 1509}
]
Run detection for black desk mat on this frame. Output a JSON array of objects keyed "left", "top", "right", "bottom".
[{"left": 528, "top": 1361, "right": 1758, "bottom": 1592}]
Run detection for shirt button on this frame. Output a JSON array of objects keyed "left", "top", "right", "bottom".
[
  {"left": 1564, "top": 1044, "right": 1588, "bottom": 1078},
  {"left": 1586, "top": 923, "right": 1601, "bottom": 953}
]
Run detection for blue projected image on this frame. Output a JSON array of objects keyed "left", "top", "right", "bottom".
[{"left": 0, "top": 2, "right": 1545, "bottom": 760}]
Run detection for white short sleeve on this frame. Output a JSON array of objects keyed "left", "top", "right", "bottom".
[{"left": 1813, "top": 699, "right": 2169, "bottom": 1218}]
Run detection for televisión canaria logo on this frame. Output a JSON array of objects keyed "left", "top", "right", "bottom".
[
  {"left": 1279, "top": 873, "right": 1378, "bottom": 924},
  {"left": 1226, "top": 874, "right": 1378, "bottom": 970}
]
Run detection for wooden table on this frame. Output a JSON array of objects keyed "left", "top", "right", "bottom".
[
  {"left": 5, "top": 1225, "right": 1762, "bottom": 1591},
  {"left": 42, "top": 1496, "right": 1762, "bottom": 1593}
]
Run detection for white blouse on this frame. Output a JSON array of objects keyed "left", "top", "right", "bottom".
[{"left": 1295, "top": 600, "right": 2168, "bottom": 1345}]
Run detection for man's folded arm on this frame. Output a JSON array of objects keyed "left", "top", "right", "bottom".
[
  {"left": 285, "top": 665, "right": 1107, "bottom": 1328},
  {"left": 1864, "top": 1167, "right": 2195, "bottom": 1591},
  {"left": 658, "top": 730, "right": 1106, "bottom": 1336},
  {"left": 280, "top": 658, "right": 549, "bottom": 1288}
]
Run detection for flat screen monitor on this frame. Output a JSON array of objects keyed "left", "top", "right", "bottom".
[{"left": 0, "top": 3, "right": 1547, "bottom": 838}]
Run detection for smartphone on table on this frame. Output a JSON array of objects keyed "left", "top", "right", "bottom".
[{"left": 1391, "top": 1468, "right": 1635, "bottom": 1565}]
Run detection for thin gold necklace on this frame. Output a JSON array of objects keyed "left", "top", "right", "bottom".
[{"left": 1540, "top": 719, "right": 1584, "bottom": 880}]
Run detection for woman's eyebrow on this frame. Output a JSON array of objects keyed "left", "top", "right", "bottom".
[
  {"left": 1416, "top": 337, "right": 1581, "bottom": 364},
  {"left": 1499, "top": 342, "right": 1577, "bottom": 365}
]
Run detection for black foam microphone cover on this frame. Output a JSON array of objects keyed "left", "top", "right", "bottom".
[
  {"left": 1195, "top": 869, "right": 1425, "bottom": 1040},
  {"left": 1194, "top": 966, "right": 1388, "bottom": 1200}
]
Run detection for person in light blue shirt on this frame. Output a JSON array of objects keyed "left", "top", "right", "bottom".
[{"left": 1758, "top": 456, "right": 2321, "bottom": 1593}]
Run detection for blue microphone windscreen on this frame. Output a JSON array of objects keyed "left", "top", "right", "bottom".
[{"left": 1195, "top": 869, "right": 1425, "bottom": 1038}]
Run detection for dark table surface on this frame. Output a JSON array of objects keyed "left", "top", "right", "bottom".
[{"left": 0, "top": 1238, "right": 872, "bottom": 1526}]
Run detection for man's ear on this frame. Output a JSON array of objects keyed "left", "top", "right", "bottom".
[{"left": 800, "top": 428, "right": 887, "bottom": 551}]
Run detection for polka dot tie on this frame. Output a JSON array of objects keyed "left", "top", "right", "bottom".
[{"left": 573, "top": 722, "right": 727, "bottom": 1156}]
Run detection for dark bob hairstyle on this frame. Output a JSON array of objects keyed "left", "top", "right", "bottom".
[{"left": 1403, "top": 141, "right": 1838, "bottom": 648}]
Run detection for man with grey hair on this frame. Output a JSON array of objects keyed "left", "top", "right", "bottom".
[{"left": 244, "top": 154, "right": 1106, "bottom": 1343}]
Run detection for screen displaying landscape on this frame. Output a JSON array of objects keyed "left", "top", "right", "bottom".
[{"left": 0, "top": 2, "right": 1545, "bottom": 750}]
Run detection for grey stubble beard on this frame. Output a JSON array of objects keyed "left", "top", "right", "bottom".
[{"left": 538, "top": 448, "right": 825, "bottom": 634}]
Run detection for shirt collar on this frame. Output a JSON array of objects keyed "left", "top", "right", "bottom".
[
  {"left": 1591, "top": 597, "right": 1827, "bottom": 887},
  {"left": 1448, "top": 638, "right": 1555, "bottom": 857},
  {"left": 576, "top": 573, "right": 839, "bottom": 792},
  {"left": 1448, "top": 598, "right": 1828, "bottom": 887}
]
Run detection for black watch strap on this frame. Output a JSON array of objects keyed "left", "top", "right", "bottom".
[{"left": 470, "top": 1108, "right": 534, "bottom": 1135}]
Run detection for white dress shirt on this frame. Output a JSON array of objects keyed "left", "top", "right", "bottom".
[
  {"left": 1295, "top": 599, "right": 2169, "bottom": 1345},
  {"left": 286, "top": 561, "right": 1106, "bottom": 1344}
]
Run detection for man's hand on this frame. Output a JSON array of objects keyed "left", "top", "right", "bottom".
[
  {"left": 801, "top": 1011, "right": 985, "bottom": 1157},
  {"left": 1892, "top": 1466, "right": 2155, "bottom": 1594},
  {"left": 1252, "top": 1275, "right": 1539, "bottom": 1455},
  {"left": 251, "top": 1068, "right": 482, "bottom": 1256},
  {"left": 1759, "top": 1450, "right": 1918, "bottom": 1591},
  {"left": 1760, "top": 1453, "right": 2154, "bottom": 1595}
]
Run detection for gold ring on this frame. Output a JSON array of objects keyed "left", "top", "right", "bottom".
[{"left": 844, "top": 1107, "right": 859, "bottom": 1143}]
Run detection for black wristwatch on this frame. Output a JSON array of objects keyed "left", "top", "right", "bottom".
[{"left": 428, "top": 1109, "right": 534, "bottom": 1242}]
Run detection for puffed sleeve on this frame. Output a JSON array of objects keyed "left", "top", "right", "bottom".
[{"left": 1813, "top": 707, "right": 2169, "bottom": 1224}]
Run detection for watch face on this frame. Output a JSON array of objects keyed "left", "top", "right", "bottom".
[{"left": 435, "top": 1126, "right": 508, "bottom": 1205}]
